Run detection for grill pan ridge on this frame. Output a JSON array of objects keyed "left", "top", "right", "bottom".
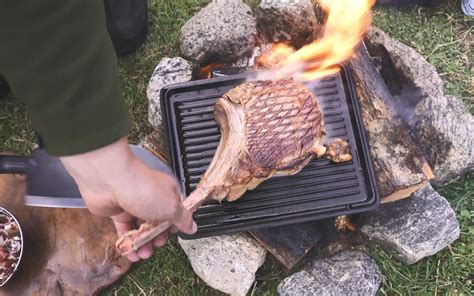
[{"left": 160, "top": 66, "right": 379, "bottom": 239}]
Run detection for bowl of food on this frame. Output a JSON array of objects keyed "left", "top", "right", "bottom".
[{"left": 0, "top": 207, "right": 23, "bottom": 287}]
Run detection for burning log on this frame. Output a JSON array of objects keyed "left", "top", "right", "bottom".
[
  {"left": 349, "top": 45, "right": 434, "bottom": 202},
  {"left": 364, "top": 27, "right": 474, "bottom": 185}
]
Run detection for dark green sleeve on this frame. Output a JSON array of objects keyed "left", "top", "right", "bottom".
[{"left": 0, "top": 0, "right": 131, "bottom": 156}]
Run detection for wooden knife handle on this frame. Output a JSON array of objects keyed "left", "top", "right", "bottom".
[
  {"left": 115, "top": 187, "right": 208, "bottom": 255},
  {"left": 0, "top": 155, "right": 33, "bottom": 174}
]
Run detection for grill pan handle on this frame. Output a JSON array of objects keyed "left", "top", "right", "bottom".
[{"left": 115, "top": 187, "right": 207, "bottom": 255}]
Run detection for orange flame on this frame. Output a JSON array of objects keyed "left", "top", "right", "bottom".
[
  {"left": 200, "top": 63, "right": 224, "bottom": 79},
  {"left": 256, "top": 43, "right": 295, "bottom": 69},
  {"left": 257, "top": 0, "right": 375, "bottom": 81}
]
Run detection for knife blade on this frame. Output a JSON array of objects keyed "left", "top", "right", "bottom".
[{"left": 0, "top": 145, "right": 176, "bottom": 208}]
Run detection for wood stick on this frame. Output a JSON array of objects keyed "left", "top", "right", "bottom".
[{"left": 349, "top": 44, "right": 433, "bottom": 203}]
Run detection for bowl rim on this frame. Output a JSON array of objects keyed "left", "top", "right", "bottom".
[{"left": 0, "top": 207, "right": 24, "bottom": 287}]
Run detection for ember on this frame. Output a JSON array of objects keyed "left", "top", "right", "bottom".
[{"left": 0, "top": 208, "right": 22, "bottom": 287}]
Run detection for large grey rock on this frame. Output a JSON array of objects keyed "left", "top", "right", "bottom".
[
  {"left": 146, "top": 57, "right": 193, "bottom": 129},
  {"left": 180, "top": 0, "right": 257, "bottom": 65},
  {"left": 278, "top": 251, "right": 381, "bottom": 296},
  {"left": 360, "top": 184, "right": 460, "bottom": 264},
  {"left": 366, "top": 27, "right": 474, "bottom": 185},
  {"left": 277, "top": 270, "right": 323, "bottom": 295},
  {"left": 179, "top": 233, "right": 266, "bottom": 296},
  {"left": 413, "top": 94, "right": 474, "bottom": 185},
  {"left": 256, "top": 0, "right": 321, "bottom": 48}
]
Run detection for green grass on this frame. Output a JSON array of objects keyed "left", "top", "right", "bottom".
[
  {"left": 118, "top": 0, "right": 210, "bottom": 143},
  {"left": 0, "top": 98, "right": 35, "bottom": 153},
  {"left": 1, "top": 0, "right": 472, "bottom": 295}
]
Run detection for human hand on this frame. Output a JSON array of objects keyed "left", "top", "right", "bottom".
[{"left": 59, "top": 137, "right": 197, "bottom": 262}]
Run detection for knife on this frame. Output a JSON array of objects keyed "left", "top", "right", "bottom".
[{"left": 0, "top": 145, "right": 176, "bottom": 208}]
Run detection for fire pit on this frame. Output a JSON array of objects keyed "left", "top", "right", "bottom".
[{"left": 141, "top": 0, "right": 468, "bottom": 294}]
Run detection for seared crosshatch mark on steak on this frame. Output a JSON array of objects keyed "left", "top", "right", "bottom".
[{"left": 199, "top": 78, "right": 328, "bottom": 202}]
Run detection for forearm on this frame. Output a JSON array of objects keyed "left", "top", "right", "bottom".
[{"left": 0, "top": 0, "right": 131, "bottom": 156}]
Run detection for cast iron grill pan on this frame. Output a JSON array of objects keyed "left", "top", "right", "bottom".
[{"left": 160, "top": 66, "right": 379, "bottom": 239}]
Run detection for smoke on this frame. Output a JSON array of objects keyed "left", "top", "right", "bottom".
[
  {"left": 245, "top": 61, "right": 306, "bottom": 82},
  {"left": 392, "top": 84, "right": 424, "bottom": 128},
  {"left": 364, "top": 38, "right": 424, "bottom": 128}
]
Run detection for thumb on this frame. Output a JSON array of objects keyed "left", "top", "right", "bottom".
[{"left": 171, "top": 204, "right": 198, "bottom": 235}]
